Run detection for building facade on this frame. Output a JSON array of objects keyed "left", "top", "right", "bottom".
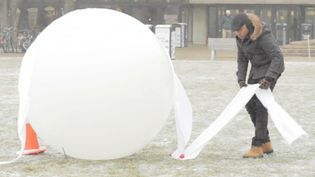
[
  {"left": 0, "top": 0, "right": 188, "bottom": 32},
  {"left": 186, "top": 1, "right": 315, "bottom": 44},
  {"left": 0, "top": 0, "right": 315, "bottom": 46}
]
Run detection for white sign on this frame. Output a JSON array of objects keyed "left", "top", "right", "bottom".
[{"left": 155, "top": 25, "right": 175, "bottom": 59}]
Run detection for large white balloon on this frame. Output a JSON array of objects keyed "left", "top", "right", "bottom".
[{"left": 20, "top": 9, "right": 174, "bottom": 160}]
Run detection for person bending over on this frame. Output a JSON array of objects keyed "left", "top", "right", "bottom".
[{"left": 231, "top": 13, "right": 285, "bottom": 158}]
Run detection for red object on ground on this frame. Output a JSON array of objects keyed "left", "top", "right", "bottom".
[
  {"left": 19, "top": 123, "right": 46, "bottom": 155},
  {"left": 179, "top": 154, "right": 185, "bottom": 159}
]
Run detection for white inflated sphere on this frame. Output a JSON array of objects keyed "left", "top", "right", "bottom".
[{"left": 19, "top": 9, "right": 174, "bottom": 160}]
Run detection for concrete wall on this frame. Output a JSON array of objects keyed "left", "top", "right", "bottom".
[
  {"left": 0, "top": 0, "right": 8, "bottom": 28},
  {"left": 192, "top": 6, "right": 207, "bottom": 44},
  {"left": 190, "top": 0, "right": 315, "bottom": 4}
]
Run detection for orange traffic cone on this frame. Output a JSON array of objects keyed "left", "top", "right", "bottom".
[{"left": 19, "top": 123, "right": 46, "bottom": 155}]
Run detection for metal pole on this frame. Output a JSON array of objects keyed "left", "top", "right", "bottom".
[
  {"left": 307, "top": 35, "right": 311, "bottom": 62},
  {"left": 282, "top": 25, "right": 286, "bottom": 46},
  {"left": 210, "top": 39, "right": 215, "bottom": 61}
]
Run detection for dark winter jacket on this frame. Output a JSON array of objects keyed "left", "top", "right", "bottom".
[
  {"left": 236, "top": 13, "right": 284, "bottom": 83},
  {"left": 222, "top": 15, "right": 232, "bottom": 30}
]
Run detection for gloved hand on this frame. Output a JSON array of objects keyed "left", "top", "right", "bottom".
[
  {"left": 259, "top": 78, "right": 271, "bottom": 89},
  {"left": 238, "top": 81, "right": 247, "bottom": 88}
]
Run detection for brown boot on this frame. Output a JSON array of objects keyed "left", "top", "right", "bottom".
[
  {"left": 243, "top": 146, "right": 263, "bottom": 158},
  {"left": 262, "top": 142, "right": 274, "bottom": 154}
]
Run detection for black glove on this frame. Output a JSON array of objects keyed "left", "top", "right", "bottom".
[
  {"left": 238, "top": 81, "right": 247, "bottom": 88},
  {"left": 259, "top": 78, "right": 271, "bottom": 89}
]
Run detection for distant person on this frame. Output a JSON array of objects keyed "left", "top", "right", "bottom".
[
  {"left": 231, "top": 13, "right": 285, "bottom": 158},
  {"left": 221, "top": 10, "right": 233, "bottom": 38}
]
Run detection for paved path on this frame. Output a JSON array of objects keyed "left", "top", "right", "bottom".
[{"left": 1, "top": 45, "right": 314, "bottom": 62}]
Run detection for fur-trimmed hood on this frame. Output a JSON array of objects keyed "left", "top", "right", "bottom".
[
  {"left": 246, "top": 13, "right": 263, "bottom": 41},
  {"left": 236, "top": 13, "right": 284, "bottom": 83}
]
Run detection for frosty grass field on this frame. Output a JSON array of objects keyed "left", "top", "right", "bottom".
[{"left": 0, "top": 56, "right": 314, "bottom": 177}]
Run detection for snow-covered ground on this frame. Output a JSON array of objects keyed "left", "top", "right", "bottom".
[{"left": 0, "top": 57, "right": 314, "bottom": 177}]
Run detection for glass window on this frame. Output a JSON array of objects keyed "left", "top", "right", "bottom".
[
  {"left": 276, "top": 9, "right": 288, "bottom": 23},
  {"left": 305, "top": 7, "right": 315, "bottom": 24},
  {"left": 260, "top": 9, "right": 272, "bottom": 25},
  {"left": 208, "top": 6, "right": 217, "bottom": 38},
  {"left": 243, "top": 9, "right": 255, "bottom": 14}
]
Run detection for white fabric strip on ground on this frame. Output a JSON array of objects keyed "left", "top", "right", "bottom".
[
  {"left": 172, "top": 73, "right": 193, "bottom": 158},
  {"left": 255, "top": 89, "right": 307, "bottom": 144},
  {"left": 172, "top": 84, "right": 259, "bottom": 160},
  {"left": 173, "top": 84, "right": 307, "bottom": 160},
  {"left": 0, "top": 51, "right": 33, "bottom": 165}
]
